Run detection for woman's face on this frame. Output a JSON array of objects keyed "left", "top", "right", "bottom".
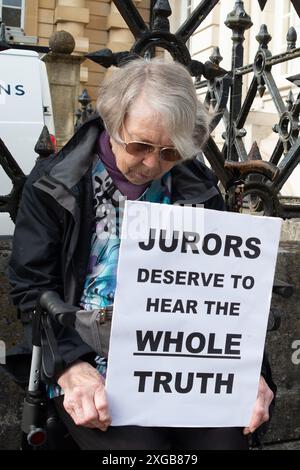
[{"left": 110, "top": 97, "right": 179, "bottom": 185}]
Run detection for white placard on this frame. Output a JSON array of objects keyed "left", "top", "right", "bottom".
[{"left": 106, "top": 201, "right": 282, "bottom": 427}]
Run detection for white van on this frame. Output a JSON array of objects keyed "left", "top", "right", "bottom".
[{"left": 0, "top": 48, "right": 55, "bottom": 236}]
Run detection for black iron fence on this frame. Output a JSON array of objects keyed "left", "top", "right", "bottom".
[
  {"left": 1, "top": 0, "right": 300, "bottom": 222},
  {"left": 86, "top": 0, "right": 300, "bottom": 218}
]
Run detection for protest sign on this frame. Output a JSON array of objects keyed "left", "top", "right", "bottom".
[{"left": 106, "top": 201, "right": 281, "bottom": 427}]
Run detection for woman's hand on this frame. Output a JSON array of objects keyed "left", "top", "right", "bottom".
[
  {"left": 57, "top": 361, "right": 111, "bottom": 431},
  {"left": 243, "top": 375, "right": 274, "bottom": 435}
]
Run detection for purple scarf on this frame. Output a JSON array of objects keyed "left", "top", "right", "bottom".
[{"left": 98, "top": 130, "right": 149, "bottom": 200}]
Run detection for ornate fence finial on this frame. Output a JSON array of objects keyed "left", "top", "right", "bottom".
[
  {"left": 257, "top": 77, "right": 266, "bottom": 98},
  {"left": 75, "top": 89, "right": 96, "bottom": 131},
  {"left": 287, "top": 26, "right": 297, "bottom": 51},
  {"left": 78, "top": 89, "right": 92, "bottom": 109},
  {"left": 248, "top": 141, "right": 262, "bottom": 161},
  {"left": 225, "top": 1, "right": 253, "bottom": 33},
  {"left": 34, "top": 126, "right": 55, "bottom": 158},
  {"left": 209, "top": 47, "right": 223, "bottom": 66},
  {"left": 256, "top": 24, "right": 272, "bottom": 49},
  {"left": 78, "top": 89, "right": 92, "bottom": 122},
  {"left": 286, "top": 90, "right": 294, "bottom": 111},
  {"left": 152, "top": 0, "right": 172, "bottom": 32}
]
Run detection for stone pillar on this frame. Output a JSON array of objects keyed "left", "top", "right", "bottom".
[{"left": 43, "top": 31, "right": 83, "bottom": 149}]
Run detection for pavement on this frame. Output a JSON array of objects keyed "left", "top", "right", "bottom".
[{"left": 262, "top": 440, "right": 300, "bottom": 450}]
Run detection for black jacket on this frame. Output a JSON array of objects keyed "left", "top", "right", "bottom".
[{"left": 6, "top": 116, "right": 226, "bottom": 385}]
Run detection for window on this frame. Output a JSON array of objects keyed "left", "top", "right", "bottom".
[
  {"left": 281, "top": 1, "right": 300, "bottom": 49},
  {"left": 282, "top": 0, "right": 300, "bottom": 75},
  {"left": 289, "top": 1, "right": 300, "bottom": 34},
  {"left": 179, "top": 0, "right": 193, "bottom": 25},
  {"left": 186, "top": 0, "right": 192, "bottom": 18},
  {"left": 0, "top": 0, "right": 24, "bottom": 29},
  {"left": 182, "top": 0, "right": 193, "bottom": 51}
]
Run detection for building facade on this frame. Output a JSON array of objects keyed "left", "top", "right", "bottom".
[{"left": 1, "top": 0, "right": 150, "bottom": 102}]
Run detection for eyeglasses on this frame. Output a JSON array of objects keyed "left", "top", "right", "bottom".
[{"left": 121, "top": 139, "right": 182, "bottom": 162}]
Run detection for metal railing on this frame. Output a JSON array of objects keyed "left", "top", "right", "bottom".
[
  {"left": 86, "top": 0, "right": 300, "bottom": 217},
  {"left": 1, "top": 0, "right": 300, "bottom": 220}
]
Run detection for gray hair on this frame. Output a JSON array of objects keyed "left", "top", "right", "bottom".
[{"left": 96, "top": 58, "right": 210, "bottom": 160}]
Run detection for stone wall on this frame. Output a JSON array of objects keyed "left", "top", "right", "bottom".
[
  {"left": 264, "top": 240, "right": 300, "bottom": 444},
  {"left": 0, "top": 238, "right": 23, "bottom": 450},
  {"left": 0, "top": 227, "right": 299, "bottom": 449}
]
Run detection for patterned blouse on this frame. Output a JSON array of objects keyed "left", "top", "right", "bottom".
[
  {"left": 81, "top": 155, "right": 172, "bottom": 378},
  {"left": 48, "top": 150, "right": 172, "bottom": 397}
]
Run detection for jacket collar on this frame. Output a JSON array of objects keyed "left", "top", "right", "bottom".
[
  {"left": 171, "top": 157, "right": 219, "bottom": 205},
  {"left": 35, "top": 115, "right": 219, "bottom": 209},
  {"left": 49, "top": 115, "right": 104, "bottom": 189}
]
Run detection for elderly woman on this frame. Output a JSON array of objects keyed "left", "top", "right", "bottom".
[{"left": 8, "top": 59, "right": 274, "bottom": 450}]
